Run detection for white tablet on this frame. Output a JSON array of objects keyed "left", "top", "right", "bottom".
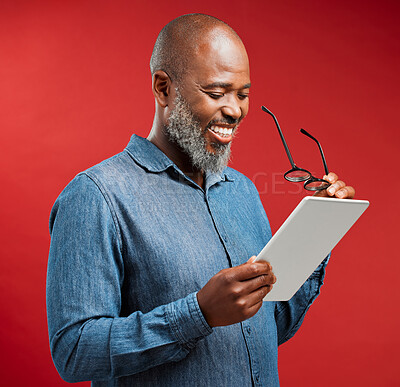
[{"left": 256, "top": 196, "right": 369, "bottom": 301}]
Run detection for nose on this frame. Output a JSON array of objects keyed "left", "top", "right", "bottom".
[{"left": 221, "top": 96, "right": 243, "bottom": 121}]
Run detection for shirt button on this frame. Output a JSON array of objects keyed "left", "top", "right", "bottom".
[
  {"left": 255, "top": 374, "right": 260, "bottom": 383},
  {"left": 246, "top": 326, "right": 251, "bottom": 335}
]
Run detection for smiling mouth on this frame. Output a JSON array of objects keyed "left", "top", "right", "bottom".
[{"left": 208, "top": 125, "right": 234, "bottom": 137}]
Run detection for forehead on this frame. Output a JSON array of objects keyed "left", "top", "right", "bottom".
[{"left": 185, "top": 30, "right": 250, "bottom": 88}]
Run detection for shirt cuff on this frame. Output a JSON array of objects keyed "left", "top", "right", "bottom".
[{"left": 166, "top": 292, "right": 213, "bottom": 350}]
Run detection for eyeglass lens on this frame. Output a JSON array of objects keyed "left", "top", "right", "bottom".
[{"left": 284, "top": 168, "right": 311, "bottom": 182}]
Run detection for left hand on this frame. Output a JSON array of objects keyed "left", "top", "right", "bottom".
[{"left": 314, "top": 172, "right": 355, "bottom": 199}]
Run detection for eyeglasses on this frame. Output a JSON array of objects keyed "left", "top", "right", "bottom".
[{"left": 261, "top": 105, "right": 331, "bottom": 191}]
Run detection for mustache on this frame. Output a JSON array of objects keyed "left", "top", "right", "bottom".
[{"left": 208, "top": 116, "right": 241, "bottom": 126}]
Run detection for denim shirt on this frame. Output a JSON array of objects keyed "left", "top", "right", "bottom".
[{"left": 47, "top": 134, "right": 328, "bottom": 386}]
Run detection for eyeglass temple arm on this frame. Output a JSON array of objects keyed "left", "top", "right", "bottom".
[
  {"left": 261, "top": 106, "right": 296, "bottom": 168},
  {"left": 300, "top": 128, "right": 329, "bottom": 176}
]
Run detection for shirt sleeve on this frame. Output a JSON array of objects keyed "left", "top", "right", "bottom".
[
  {"left": 274, "top": 254, "right": 330, "bottom": 346},
  {"left": 46, "top": 174, "right": 212, "bottom": 383}
]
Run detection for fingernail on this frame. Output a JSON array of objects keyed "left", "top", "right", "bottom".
[
  {"left": 337, "top": 190, "right": 344, "bottom": 198},
  {"left": 327, "top": 187, "right": 335, "bottom": 195}
]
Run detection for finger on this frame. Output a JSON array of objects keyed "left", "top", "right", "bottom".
[
  {"left": 233, "top": 261, "right": 273, "bottom": 281},
  {"left": 324, "top": 172, "right": 338, "bottom": 184},
  {"left": 247, "top": 255, "right": 256, "bottom": 263},
  {"left": 326, "top": 180, "right": 346, "bottom": 196},
  {"left": 242, "top": 271, "right": 276, "bottom": 293},
  {"left": 335, "top": 186, "right": 355, "bottom": 199},
  {"left": 247, "top": 284, "right": 273, "bottom": 307},
  {"left": 245, "top": 299, "right": 264, "bottom": 318}
]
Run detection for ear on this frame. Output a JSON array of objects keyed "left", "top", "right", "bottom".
[{"left": 152, "top": 70, "right": 172, "bottom": 108}]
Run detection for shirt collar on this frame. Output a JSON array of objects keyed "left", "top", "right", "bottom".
[
  {"left": 125, "top": 134, "right": 174, "bottom": 173},
  {"left": 125, "top": 134, "right": 235, "bottom": 182}
]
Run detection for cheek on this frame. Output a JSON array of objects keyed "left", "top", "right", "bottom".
[
  {"left": 241, "top": 100, "right": 250, "bottom": 119},
  {"left": 192, "top": 102, "right": 220, "bottom": 127}
]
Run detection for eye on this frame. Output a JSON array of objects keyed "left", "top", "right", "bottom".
[
  {"left": 206, "top": 92, "right": 224, "bottom": 99},
  {"left": 237, "top": 93, "right": 249, "bottom": 100}
]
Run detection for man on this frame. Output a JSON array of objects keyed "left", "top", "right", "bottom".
[{"left": 47, "top": 14, "right": 354, "bottom": 386}]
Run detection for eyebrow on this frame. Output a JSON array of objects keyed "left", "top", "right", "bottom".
[{"left": 202, "top": 82, "right": 251, "bottom": 89}]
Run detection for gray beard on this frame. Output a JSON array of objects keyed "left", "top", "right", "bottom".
[{"left": 164, "top": 89, "right": 233, "bottom": 174}]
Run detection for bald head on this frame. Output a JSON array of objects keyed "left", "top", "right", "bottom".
[{"left": 150, "top": 14, "right": 244, "bottom": 82}]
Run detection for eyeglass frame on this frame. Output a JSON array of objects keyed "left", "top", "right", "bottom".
[{"left": 261, "top": 105, "right": 331, "bottom": 191}]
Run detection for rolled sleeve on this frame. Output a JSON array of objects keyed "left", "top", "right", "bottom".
[{"left": 166, "top": 292, "right": 213, "bottom": 350}]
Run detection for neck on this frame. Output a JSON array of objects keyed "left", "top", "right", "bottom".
[{"left": 147, "top": 125, "right": 205, "bottom": 189}]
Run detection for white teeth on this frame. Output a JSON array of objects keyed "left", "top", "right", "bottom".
[{"left": 210, "top": 126, "right": 233, "bottom": 136}]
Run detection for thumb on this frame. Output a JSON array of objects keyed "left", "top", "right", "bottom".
[{"left": 247, "top": 255, "right": 257, "bottom": 263}]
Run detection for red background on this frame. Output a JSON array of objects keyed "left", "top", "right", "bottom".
[{"left": 1, "top": 0, "right": 399, "bottom": 385}]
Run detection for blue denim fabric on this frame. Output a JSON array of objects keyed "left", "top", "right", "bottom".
[{"left": 47, "top": 134, "right": 329, "bottom": 386}]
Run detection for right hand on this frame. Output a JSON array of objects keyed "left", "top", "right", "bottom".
[{"left": 197, "top": 256, "right": 276, "bottom": 327}]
